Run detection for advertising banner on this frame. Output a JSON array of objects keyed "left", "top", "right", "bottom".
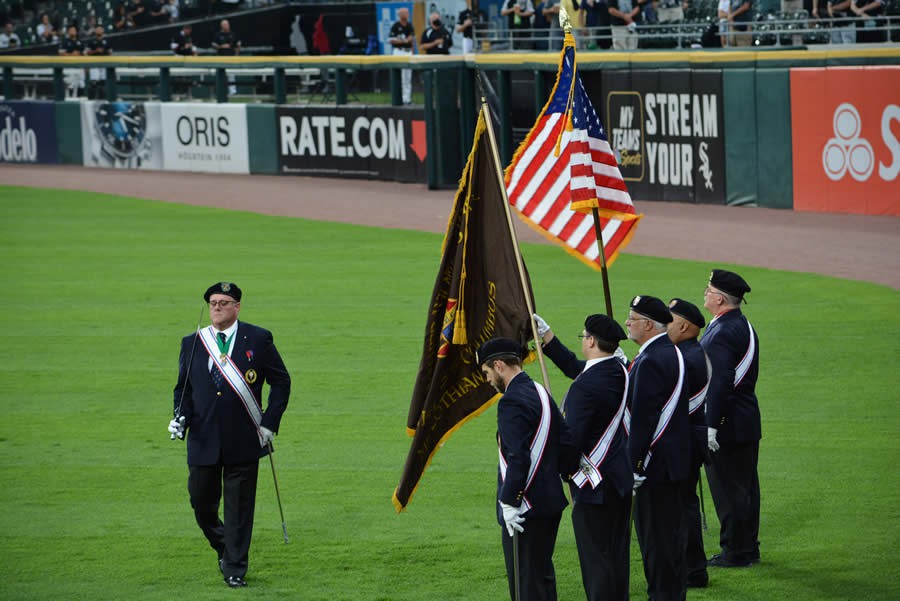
[
  {"left": 81, "top": 100, "right": 163, "bottom": 169},
  {"left": 276, "top": 105, "right": 427, "bottom": 183},
  {"left": 790, "top": 67, "right": 899, "bottom": 216},
  {"left": 160, "top": 104, "right": 250, "bottom": 174},
  {"left": 596, "top": 70, "right": 726, "bottom": 204},
  {"left": 0, "top": 101, "right": 58, "bottom": 164}
]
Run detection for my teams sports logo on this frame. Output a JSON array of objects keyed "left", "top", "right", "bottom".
[
  {"left": 607, "top": 91, "right": 644, "bottom": 182},
  {"left": 822, "top": 102, "right": 900, "bottom": 182}
]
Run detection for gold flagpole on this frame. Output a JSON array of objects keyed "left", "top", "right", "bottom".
[{"left": 481, "top": 102, "right": 553, "bottom": 397}]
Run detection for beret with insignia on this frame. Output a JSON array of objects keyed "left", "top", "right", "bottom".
[
  {"left": 629, "top": 295, "right": 673, "bottom": 324},
  {"left": 668, "top": 298, "right": 705, "bottom": 329},
  {"left": 476, "top": 338, "right": 525, "bottom": 365},
  {"left": 584, "top": 314, "right": 627, "bottom": 343},
  {"left": 709, "top": 269, "right": 751, "bottom": 300},
  {"left": 204, "top": 281, "right": 242, "bottom": 302}
]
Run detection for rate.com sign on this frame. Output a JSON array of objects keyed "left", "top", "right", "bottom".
[
  {"left": 790, "top": 67, "right": 899, "bottom": 216},
  {"left": 276, "top": 105, "right": 426, "bottom": 183}
]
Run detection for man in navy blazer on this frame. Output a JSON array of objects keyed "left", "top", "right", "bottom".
[
  {"left": 625, "top": 295, "right": 690, "bottom": 601},
  {"left": 701, "top": 269, "right": 761, "bottom": 568},
  {"left": 667, "top": 298, "right": 711, "bottom": 588},
  {"left": 534, "top": 313, "right": 633, "bottom": 601},
  {"left": 169, "top": 282, "right": 291, "bottom": 588},
  {"left": 477, "top": 338, "right": 576, "bottom": 601}
]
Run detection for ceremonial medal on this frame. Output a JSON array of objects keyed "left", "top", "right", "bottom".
[
  {"left": 245, "top": 369, "right": 257, "bottom": 384},
  {"left": 219, "top": 353, "right": 228, "bottom": 366}
]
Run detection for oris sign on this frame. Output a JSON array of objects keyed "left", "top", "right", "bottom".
[{"left": 790, "top": 67, "right": 899, "bottom": 216}]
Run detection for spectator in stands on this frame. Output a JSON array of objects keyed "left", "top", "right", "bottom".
[
  {"left": 128, "top": 0, "right": 151, "bottom": 28},
  {"left": 112, "top": 4, "right": 133, "bottom": 31},
  {"left": 582, "top": 0, "right": 613, "bottom": 49},
  {"left": 59, "top": 25, "right": 83, "bottom": 55},
  {"left": 172, "top": 23, "right": 198, "bottom": 55},
  {"left": 457, "top": 0, "right": 488, "bottom": 52},
  {"left": 827, "top": 0, "right": 854, "bottom": 42},
  {"left": 608, "top": 0, "right": 644, "bottom": 49},
  {"left": 212, "top": 19, "right": 241, "bottom": 55},
  {"left": 80, "top": 15, "right": 98, "bottom": 40},
  {"left": 85, "top": 26, "right": 112, "bottom": 99},
  {"left": 657, "top": 0, "right": 687, "bottom": 22},
  {"left": 37, "top": 12, "right": 59, "bottom": 44},
  {"left": 502, "top": 0, "right": 535, "bottom": 49},
  {"left": 0, "top": 22, "right": 22, "bottom": 48},
  {"left": 212, "top": 19, "right": 241, "bottom": 96},
  {"left": 420, "top": 12, "right": 453, "bottom": 54},
  {"left": 541, "top": 0, "right": 564, "bottom": 50},
  {"left": 389, "top": 8, "right": 415, "bottom": 104},
  {"left": 727, "top": 0, "right": 753, "bottom": 46},
  {"left": 851, "top": 0, "right": 885, "bottom": 41},
  {"left": 149, "top": 0, "right": 170, "bottom": 24},
  {"left": 718, "top": 0, "right": 730, "bottom": 46},
  {"left": 163, "top": 0, "right": 180, "bottom": 22}
]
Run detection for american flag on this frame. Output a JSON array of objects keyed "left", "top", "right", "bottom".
[{"left": 505, "top": 34, "right": 641, "bottom": 269}]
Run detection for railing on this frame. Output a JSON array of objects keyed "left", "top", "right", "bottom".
[{"left": 471, "top": 14, "right": 900, "bottom": 51}]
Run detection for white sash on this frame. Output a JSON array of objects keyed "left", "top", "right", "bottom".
[
  {"left": 734, "top": 321, "right": 756, "bottom": 386},
  {"left": 643, "top": 345, "right": 685, "bottom": 468},
  {"left": 689, "top": 354, "right": 712, "bottom": 415},
  {"left": 498, "top": 381, "right": 552, "bottom": 512},
  {"left": 572, "top": 361, "right": 629, "bottom": 489},
  {"left": 198, "top": 326, "right": 266, "bottom": 447}
]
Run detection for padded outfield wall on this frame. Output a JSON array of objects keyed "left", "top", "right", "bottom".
[{"left": 1, "top": 47, "right": 897, "bottom": 215}]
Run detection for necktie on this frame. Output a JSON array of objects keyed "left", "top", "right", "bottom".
[{"left": 212, "top": 332, "right": 227, "bottom": 389}]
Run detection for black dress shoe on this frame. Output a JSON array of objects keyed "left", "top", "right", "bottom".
[
  {"left": 687, "top": 571, "right": 709, "bottom": 587},
  {"left": 225, "top": 576, "right": 247, "bottom": 588},
  {"left": 708, "top": 553, "right": 752, "bottom": 568}
]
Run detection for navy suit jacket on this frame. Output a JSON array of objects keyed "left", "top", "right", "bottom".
[
  {"left": 543, "top": 337, "right": 633, "bottom": 503},
  {"left": 700, "top": 309, "right": 761, "bottom": 445},
  {"left": 173, "top": 321, "right": 291, "bottom": 466},
  {"left": 677, "top": 337, "right": 710, "bottom": 469},
  {"left": 496, "top": 371, "right": 575, "bottom": 524},
  {"left": 626, "top": 333, "right": 690, "bottom": 483}
]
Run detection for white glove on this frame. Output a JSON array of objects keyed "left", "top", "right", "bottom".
[
  {"left": 614, "top": 347, "right": 628, "bottom": 364},
  {"left": 260, "top": 426, "right": 275, "bottom": 445},
  {"left": 632, "top": 472, "right": 646, "bottom": 493},
  {"left": 499, "top": 502, "right": 525, "bottom": 537},
  {"left": 707, "top": 427, "right": 720, "bottom": 453},
  {"left": 168, "top": 416, "right": 186, "bottom": 440},
  {"left": 533, "top": 314, "right": 551, "bottom": 337}
]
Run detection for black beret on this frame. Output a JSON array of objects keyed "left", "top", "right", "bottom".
[
  {"left": 709, "top": 269, "right": 751, "bottom": 300},
  {"left": 629, "top": 295, "right": 673, "bottom": 324},
  {"left": 476, "top": 338, "right": 525, "bottom": 365},
  {"left": 584, "top": 314, "right": 627, "bottom": 343},
  {"left": 203, "top": 281, "right": 242, "bottom": 302},
  {"left": 668, "top": 298, "right": 705, "bottom": 329}
]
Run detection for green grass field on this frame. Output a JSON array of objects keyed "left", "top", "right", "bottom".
[{"left": 1, "top": 186, "right": 897, "bottom": 601}]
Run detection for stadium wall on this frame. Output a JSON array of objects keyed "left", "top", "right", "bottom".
[{"left": 0, "top": 49, "right": 897, "bottom": 215}]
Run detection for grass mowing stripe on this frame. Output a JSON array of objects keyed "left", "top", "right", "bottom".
[{"left": 0, "top": 185, "right": 897, "bottom": 601}]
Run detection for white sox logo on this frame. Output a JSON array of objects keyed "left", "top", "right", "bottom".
[{"left": 698, "top": 141, "right": 713, "bottom": 191}]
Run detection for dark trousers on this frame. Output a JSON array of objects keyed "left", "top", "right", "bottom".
[
  {"left": 634, "top": 480, "right": 687, "bottom": 601},
  {"left": 501, "top": 513, "right": 561, "bottom": 601},
  {"left": 705, "top": 440, "right": 760, "bottom": 563},
  {"left": 571, "top": 493, "right": 631, "bottom": 601},
  {"left": 188, "top": 461, "right": 259, "bottom": 579},
  {"left": 683, "top": 467, "right": 708, "bottom": 580}
]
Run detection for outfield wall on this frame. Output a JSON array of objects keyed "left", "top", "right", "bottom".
[{"left": 1, "top": 50, "right": 897, "bottom": 215}]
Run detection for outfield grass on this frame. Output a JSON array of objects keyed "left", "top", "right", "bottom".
[{"left": 0, "top": 186, "right": 897, "bottom": 601}]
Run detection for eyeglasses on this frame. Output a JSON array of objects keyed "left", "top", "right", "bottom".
[
  {"left": 577, "top": 333, "right": 593, "bottom": 339},
  {"left": 625, "top": 315, "right": 648, "bottom": 323},
  {"left": 704, "top": 287, "right": 724, "bottom": 297},
  {"left": 208, "top": 300, "right": 237, "bottom": 308}
]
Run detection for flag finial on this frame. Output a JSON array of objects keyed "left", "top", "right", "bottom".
[{"left": 560, "top": 6, "right": 572, "bottom": 34}]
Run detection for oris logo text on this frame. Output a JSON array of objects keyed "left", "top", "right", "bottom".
[
  {"left": 176, "top": 115, "right": 231, "bottom": 147},
  {"left": 0, "top": 115, "right": 38, "bottom": 162},
  {"left": 823, "top": 103, "right": 900, "bottom": 182}
]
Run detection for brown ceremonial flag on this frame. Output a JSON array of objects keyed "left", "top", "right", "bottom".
[{"left": 392, "top": 108, "right": 535, "bottom": 512}]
